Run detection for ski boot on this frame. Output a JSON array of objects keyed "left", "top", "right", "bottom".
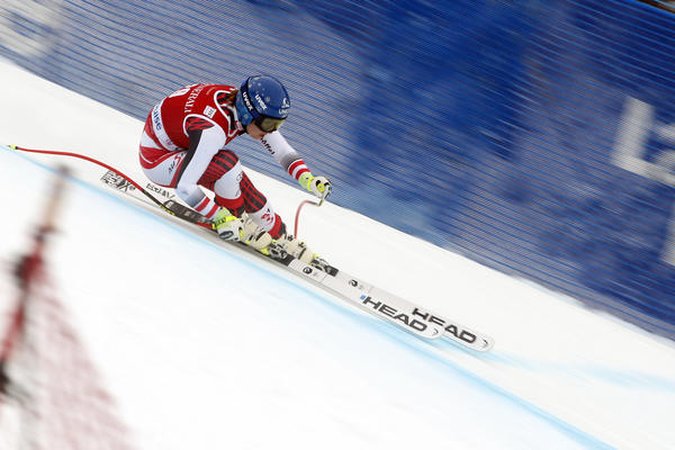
[
  {"left": 239, "top": 214, "right": 273, "bottom": 251},
  {"left": 239, "top": 215, "right": 335, "bottom": 273}
]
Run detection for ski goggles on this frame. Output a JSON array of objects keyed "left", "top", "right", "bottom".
[{"left": 254, "top": 115, "right": 286, "bottom": 133}]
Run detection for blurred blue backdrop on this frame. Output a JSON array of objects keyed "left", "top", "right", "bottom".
[{"left": 1, "top": 0, "right": 673, "bottom": 337}]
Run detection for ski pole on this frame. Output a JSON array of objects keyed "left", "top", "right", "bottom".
[
  {"left": 7, "top": 145, "right": 209, "bottom": 228},
  {"left": 293, "top": 190, "right": 327, "bottom": 238}
]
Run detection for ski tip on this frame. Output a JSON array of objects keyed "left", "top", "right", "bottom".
[
  {"left": 476, "top": 337, "right": 495, "bottom": 352},
  {"left": 441, "top": 332, "right": 495, "bottom": 352}
]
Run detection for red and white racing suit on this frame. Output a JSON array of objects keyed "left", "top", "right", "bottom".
[{"left": 139, "top": 83, "right": 312, "bottom": 238}]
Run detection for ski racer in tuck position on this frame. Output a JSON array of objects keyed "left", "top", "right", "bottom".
[{"left": 138, "top": 75, "right": 332, "bottom": 265}]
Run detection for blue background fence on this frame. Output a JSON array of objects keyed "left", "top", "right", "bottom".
[{"left": 1, "top": 0, "right": 673, "bottom": 337}]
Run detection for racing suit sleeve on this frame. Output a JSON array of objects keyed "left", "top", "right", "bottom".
[{"left": 259, "top": 131, "right": 312, "bottom": 182}]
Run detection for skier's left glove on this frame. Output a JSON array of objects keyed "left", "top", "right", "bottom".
[{"left": 298, "top": 173, "right": 332, "bottom": 199}]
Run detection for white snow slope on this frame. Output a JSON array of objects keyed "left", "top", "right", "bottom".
[{"left": 1, "top": 60, "right": 675, "bottom": 449}]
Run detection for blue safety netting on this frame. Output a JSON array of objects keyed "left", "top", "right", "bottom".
[{"left": 1, "top": 0, "right": 673, "bottom": 337}]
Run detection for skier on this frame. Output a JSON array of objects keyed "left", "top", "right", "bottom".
[{"left": 138, "top": 75, "right": 331, "bottom": 264}]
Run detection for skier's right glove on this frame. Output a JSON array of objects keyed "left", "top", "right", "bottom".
[
  {"left": 212, "top": 208, "right": 243, "bottom": 241},
  {"left": 298, "top": 173, "right": 332, "bottom": 199}
]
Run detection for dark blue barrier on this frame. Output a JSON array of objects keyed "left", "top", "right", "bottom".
[{"left": 1, "top": 0, "right": 673, "bottom": 337}]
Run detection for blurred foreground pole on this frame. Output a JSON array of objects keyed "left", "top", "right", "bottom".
[
  {"left": 0, "top": 165, "right": 136, "bottom": 449},
  {"left": 0, "top": 165, "right": 70, "bottom": 397}
]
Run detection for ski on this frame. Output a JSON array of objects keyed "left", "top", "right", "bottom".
[
  {"left": 342, "top": 280, "right": 493, "bottom": 351},
  {"left": 100, "top": 170, "right": 493, "bottom": 350}
]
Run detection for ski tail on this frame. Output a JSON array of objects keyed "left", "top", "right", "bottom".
[{"left": 100, "top": 170, "right": 211, "bottom": 227}]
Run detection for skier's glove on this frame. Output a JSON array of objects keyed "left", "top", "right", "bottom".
[
  {"left": 298, "top": 173, "right": 332, "bottom": 199},
  {"left": 212, "top": 208, "right": 243, "bottom": 241}
]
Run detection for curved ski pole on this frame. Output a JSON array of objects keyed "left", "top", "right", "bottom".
[{"left": 293, "top": 191, "right": 327, "bottom": 238}]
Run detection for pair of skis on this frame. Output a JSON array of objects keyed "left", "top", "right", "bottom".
[
  {"left": 100, "top": 170, "right": 494, "bottom": 352},
  {"left": 6, "top": 145, "right": 492, "bottom": 351}
]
